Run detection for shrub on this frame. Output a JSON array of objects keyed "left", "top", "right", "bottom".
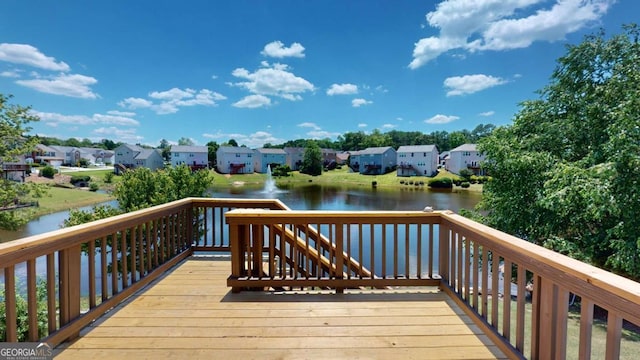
[
  {"left": 40, "top": 165, "right": 55, "bottom": 179},
  {"left": 0, "top": 278, "right": 49, "bottom": 341},
  {"left": 428, "top": 177, "right": 453, "bottom": 189},
  {"left": 70, "top": 175, "right": 91, "bottom": 184},
  {"left": 104, "top": 171, "right": 114, "bottom": 183},
  {"left": 459, "top": 168, "right": 473, "bottom": 180},
  {"left": 461, "top": 182, "right": 471, "bottom": 188},
  {"left": 89, "top": 183, "right": 99, "bottom": 192}
]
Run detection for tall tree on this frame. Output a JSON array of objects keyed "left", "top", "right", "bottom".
[
  {"left": 477, "top": 25, "right": 640, "bottom": 278},
  {"left": 0, "top": 94, "right": 46, "bottom": 230},
  {"left": 300, "top": 141, "right": 323, "bottom": 176},
  {"left": 178, "top": 137, "right": 194, "bottom": 146},
  {"left": 227, "top": 139, "right": 239, "bottom": 147},
  {"left": 206, "top": 141, "right": 219, "bottom": 165}
]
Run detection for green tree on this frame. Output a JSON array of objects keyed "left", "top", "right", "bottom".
[
  {"left": 300, "top": 141, "right": 323, "bottom": 176},
  {"left": 477, "top": 25, "right": 640, "bottom": 278},
  {"left": 178, "top": 137, "right": 194, "bottom": 146},
  {"left": 0, "top": 94, "right": 47, "bottom": 230},
  {"left": 227, "top": 139, "right": 238, "bottom": 147},
  {"left": 206, "top": 141, "right": 219, "bottom": 166}
]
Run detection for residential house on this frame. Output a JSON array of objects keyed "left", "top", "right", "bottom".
[
  {"left": 439, "top": 151, "right": 450, "bottom": 168},
  {"left": 216, "top": 146, "right": 254, "bottom": 174},
  {"left": 284, "top": 147, "right": 305, "bottom": 170},
  {"left": 321, "top": 148, "right": 337, "bottom": 167},
  {"left": 396, "top": 145, "right": 439, "bottom": 177},
  {"left": 357, "top": 147, "right": 397, "bottom": 175},
  {"left": 348, "top": 150, "right": 362, "bottom": 172},
  {"left": 114, "top": 144, "right": 164, "bottom": 174},
  {"left": 30, "top": 144, "right": 64, "bottom": 167},
  {"left": 335, "top": 152, "right": 349, "bottom": 165},
  {"left": 446, "top": 143, "right": 486, "bottom": 175},
  {"left": 37, "top": 146, "right": 114, "bottom": 166},
  {"left": 253, "top": 148, "right": 287, "bottom": 173},
  {"left": 170, "top": 145, "right": 208, "bottom": 170},
  {"left": 1, "top": 155, "right": 30, "bottom": 182}
]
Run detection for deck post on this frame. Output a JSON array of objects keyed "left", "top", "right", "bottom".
[
  {"left": 229, "top": 223, "right": 245, "bottom": 293},
  {"left": 438, "top": 220, "right": 450, "bottom": 285},
  {"left": 58, "top": 245, "right": 81, "bottom": 340}
]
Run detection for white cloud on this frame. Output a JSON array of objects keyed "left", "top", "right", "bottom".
[
  {"left": 107, "top": 110, "right": 136, "bottom": 117},
  {"left": 382, "top": 124, "right": 396, "bottom": 129},
  {"left": 396, "top": 117, "right": 403, "bottom": 121},
  {"left": 118, "top": 97, "right": 153, "bottom": 109},
  {"left": 16, "top": 73, "right": 98, "bottom": 99},
  {"left": 93, "top": 127, "right": 144, "bottom": 143},
  {"left": 444, "top": 74, "right": 507, "bottom": 96},
  {"left": 0, "top": 43, "right": 70, "bottom": 71},
  {"left": 479, "top": 110, "right": 495, "bottom": 116},
  {"left": 352, "top": 98, "right": 373, "bottom": 107},
  {"left": 261, "top": 41, "right": 306, "bottom": 58},
  {"left": 298, "top": 122, "right": 321, "bottom": 130},
  {"left": 211, "top": 74, "right": 219, "bottom": 79},
  {"left": 375, "top": 85, "right": 388, "bottom": 93},
  {"left": 204, "top": 130, "right": 284, "bottom": 148},
  {"left": 307, "top": 130, "right": 342, "bottom": 139},
  {"left": 32, "top": 110, "right": 140, "bottom": 127},
  {"left": 229, "top": 62, "right": 314, "bottom": 102},
  {"left": 232, "top": 94, "right": 271, "bottom": 108},
  {"left": 326, "top": 83, "right": 358, "bottom": 96},
  {"left": 358, "top": 123, "right": 368, "bottom": 128},
  {"left": 0, "top": 70, "right": 21, "bottom": 78},
  {"left": 409, "top": 0, "right": 613, "bottom": 68},
  {"left": 425, "top": 114, "right": 460, "bottom": 124},
  {"left": 119, "top": 88, "right": 226, "bottom": 114}
]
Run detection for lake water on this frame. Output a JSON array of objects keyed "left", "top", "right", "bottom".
[{"left": 0, "top": 185, "right": 480, "bottom": 243}]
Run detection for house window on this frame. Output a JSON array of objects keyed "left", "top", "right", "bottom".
[
  {"left": 189, "top": 153, "right": 194, "bottom": 157},
  {"left": 235, "top": 154, "right": 240, "bottom": 157}
]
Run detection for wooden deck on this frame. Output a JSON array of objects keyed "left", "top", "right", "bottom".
[{"left": 54, "top": 257, "right": 507, "bottom": 359}]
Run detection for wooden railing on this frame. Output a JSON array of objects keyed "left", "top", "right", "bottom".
[
  {"left": 2, "top": 198, "right": 640, "bottom": 359},
  {"left": 0, "top": 198, "right": 289, "bottom": 346},
  {"left": 226, "top": 208, "right": 640, "bottom": 359},
  {"left": 225, "top": 209, "right": 442, "bottom": 291}
]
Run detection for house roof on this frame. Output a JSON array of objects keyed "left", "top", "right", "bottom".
[
  {"left": 359, "top": 146, "right": 396, "bottom": 155},
  {"left": 35, "top": 144, "right": 59, "bottom": 153},
  {"left": 218, "top": 146, "right": 254, "bottom": 154},
  {"left": 171, "top": 145, "right": 207, "bottom": 153},
  {"left": 450, "top": 144, "right": 478, "bottom": 152},
  {"left": 255, "top": 148, "right": 287, "bottom": 155},
  {"left": 135, "top": 149, "right": 160, "bottom": 160},
  {"left": 118, "top": 143, "right": 145, "bottom": 152},
  {"left": 397, "top": 145, "right": 437, "bottom": 153}
]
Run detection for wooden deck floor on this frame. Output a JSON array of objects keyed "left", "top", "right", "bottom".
[{"left": 55, "top": 257, "right": 507, "bottom": 359}]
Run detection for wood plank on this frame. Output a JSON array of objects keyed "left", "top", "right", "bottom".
[
  {"left": 56, "top": 347, "right": 508, "bottom": 360},
  {"left": 54, "top": 258, "right": 505, "bottom": 359}
]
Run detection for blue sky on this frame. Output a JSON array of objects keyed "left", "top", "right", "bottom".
[{"left": 1, "top": 0, "right": 637, "bottom": 148}]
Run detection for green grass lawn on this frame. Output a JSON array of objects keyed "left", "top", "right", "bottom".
[
  {"left": 27, "top": 186, "right": 113, "bottom": 217},
  {"left": 211, "top": 166, "right": 482, "bottom": 192}
]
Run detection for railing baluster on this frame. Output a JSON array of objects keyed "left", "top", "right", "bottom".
[
  {"left": 579, "top": 299, "right": 594, "bottom": 360},
  {"left": 101, "top": 236, "right": 108, "bottom": 302},
  {"left": 121, "top": 229, "right": 128, "bottom": 289},
  {"left": 88, "top": 240, "right": 96, "bottom": 308},
  {"left": 417, "top": 223, "right": 422, "bottom": 278},
  {"left": 130, "top": 226, "right": 137, "bottom": 283},
  {"left": 27, "top": 259, "right": 38, "bottom": 341},
  {"left": 47, "top": 253, "right": 56, "bottom": 334},
  {"left": 4, "top": 265, "right": 17, "bottom": 341},
  {"left": 605, "top": 312, "right": 622, "bottom": 360},
  {"left": 428, "top": 223, "right": 434, "bottom": 279},
  {"left": 111, "top": 232, "right": 118, "bottom": 294},
  {"left": 516, "top": 265, "right": 526, "bottom": 353},
  {"left": 472, "top": 241, "right": 479, "bottom": 311},
  {"left": 503, "top": 260, "right": 512, "bottom": 341},
  {"left": 481, "top": 248, "right": 488, "bottom": 319},
  {"left": 491, "top": 254, "right": 499, "bottom": 327}
]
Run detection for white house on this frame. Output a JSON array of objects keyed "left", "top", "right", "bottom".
[
  {"left": 253, "top": 148, "right": 287, "bottom": 173},
  {"left": 170, "top": 145, "right": 208, "bottom": 169},
  {"left": 396, "top": 145, "right": 439, "bottom": 177},
  {"left": 114, "top": 144, "right": 164, "bottom": 174},
  {"left": 446, "top": 144, "right": 486, "bottom": 175},
  {"left": 216, "top": 146, "right": 254, "bottom": 174}
]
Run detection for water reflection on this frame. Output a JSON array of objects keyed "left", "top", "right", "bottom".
[{"left": 211, "top": 183, "right": 480, "bottom": 213}]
